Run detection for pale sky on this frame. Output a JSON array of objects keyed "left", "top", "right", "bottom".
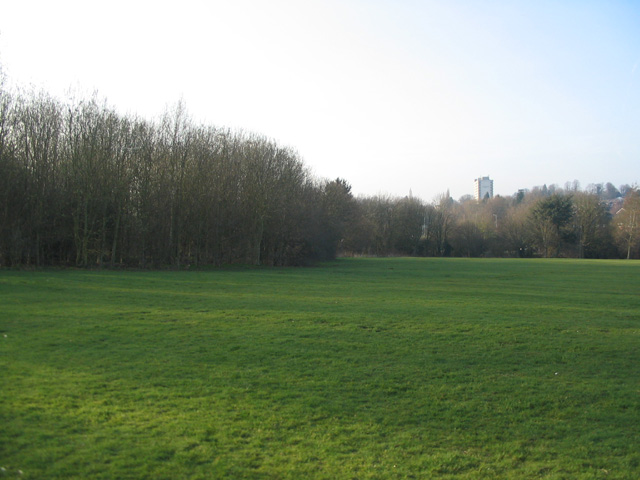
[{"left": 1, "top": 0, "right": 638, "bottom": 200}]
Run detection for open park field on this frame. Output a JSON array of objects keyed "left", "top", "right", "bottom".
[{"left": 1, "top": 258, "right": 639, "bottom": 479}]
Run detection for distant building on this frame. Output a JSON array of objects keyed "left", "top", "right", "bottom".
[{"left": 474, "top": 176, "right": 494, "bottom": 201}]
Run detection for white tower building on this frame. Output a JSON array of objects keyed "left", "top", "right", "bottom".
[{"left": 474, "top": 176, "right": 494, "bottom": 201}]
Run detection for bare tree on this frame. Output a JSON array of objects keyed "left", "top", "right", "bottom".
[
  {"left": 431, "top": 191, "right": 455, "bottom": 256},
  {"left": 615, "top": 189, "right": 640, "bottom": 259},
  {"left": 573, "top": 192, "right": 612, "bottom": 258}
]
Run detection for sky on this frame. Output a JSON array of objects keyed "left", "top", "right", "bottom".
[{"left": 1, "top": 0, "right": 639, "bottom": 200}]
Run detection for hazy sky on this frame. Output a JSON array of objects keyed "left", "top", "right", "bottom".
[{"left": 1, "top": 0, "right": 638, "bottom": 200}]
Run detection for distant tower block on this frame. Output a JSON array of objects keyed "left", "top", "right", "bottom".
[{"left": 474, "top": 176, "right": 494, "bottom": 201}]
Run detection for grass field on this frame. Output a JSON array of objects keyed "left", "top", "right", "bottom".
[{"left": 1, "top": 258, "right": 639, "bottom": 479}]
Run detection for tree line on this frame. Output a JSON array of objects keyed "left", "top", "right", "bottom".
[
  {"left": 1, "top": 72, "right": 638, "bottom": 267},
  {"left": 340, "top": 184, "right": 640, "bottom": 260},
  {"left": 0, "top": 76, "right": 352, "bottom": 267}
]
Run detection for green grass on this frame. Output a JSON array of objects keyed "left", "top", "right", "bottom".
[{"left": 1, "top": 258, "right": 639, "bottom": 479}]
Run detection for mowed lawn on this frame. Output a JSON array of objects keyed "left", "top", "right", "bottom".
[{"left": 1, "top": 258, "right": 639, "bottom": 479}]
